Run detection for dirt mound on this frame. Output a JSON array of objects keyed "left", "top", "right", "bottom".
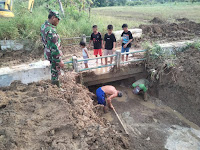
[
  {"left": 0, "top": 73, "right": 129, "bottom": 150},
  {"left": 176, "top": 18, "right": 189, "bottom": 22},
  {"left": 140, "top": 20, "right": 200, "bottom": 41},
  {"left": 150, "top": 17, "right": 166, "bottom": 24},
  {"left": 147, "top": 47, "right": 200, "bottom": 126}
]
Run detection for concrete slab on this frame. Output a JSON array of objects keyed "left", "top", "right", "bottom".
[
  {"left": 82, "top": 66, "right": 145, "bottom": 86},
  {"left": 158, "top": 40, "right": 194, "bottom": 54},
  {"left": 0, "top": 60, "right": 51, "bottom": 87},
  {"left": 0, "top": 40, "right": 32, "bottom": 51},
  {"left": 113, "top": 28, "right": 142, "bottom": 41}
]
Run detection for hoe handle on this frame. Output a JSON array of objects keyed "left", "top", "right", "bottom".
[{"left": 113, "top": 107, "right": 129, "bottom": 135}]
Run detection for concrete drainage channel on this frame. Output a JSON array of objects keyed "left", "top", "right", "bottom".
[{"left": 88, "top": 78, "right": 200, "bottom": 150}]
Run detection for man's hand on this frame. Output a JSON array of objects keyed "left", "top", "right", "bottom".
[
  {"left": 123, "top": 44, "right": 127, "bottom": 48},
  {"left": 109, "top": 104, "right": 114, "bottom": 110},
  {"left": 59, "top": 60, "right": 64, "bottom": 68},
  {"left": 112, "top": 48, "right": 115, "bottom": 52}
]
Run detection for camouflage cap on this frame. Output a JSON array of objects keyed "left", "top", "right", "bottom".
[{"left": 50, "top": 10, "right": 61, "bottom": 20}]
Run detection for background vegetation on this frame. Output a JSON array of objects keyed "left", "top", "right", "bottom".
[{"left": 0, "top": 0, "right": 200, "bottom": 41}]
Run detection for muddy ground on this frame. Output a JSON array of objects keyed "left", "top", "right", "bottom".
[
  {"left": 140, "top": 17, "right": 200, "bottom": 42},
  {"left": 149, "top": 47, "right": 200, "bottom": 126},
  {"left": 0, "top": 73, "right": 129, "bottom": 150},
  {"left": 88, "top": 76, "right": 200, "bottom": 150}
]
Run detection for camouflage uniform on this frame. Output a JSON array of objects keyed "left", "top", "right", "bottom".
[{"left": 40, "top": 10, "right": 62, "bottom": 82}]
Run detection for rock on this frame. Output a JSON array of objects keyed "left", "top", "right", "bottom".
[{"left": 146, "top": 137, "right": 150, "bottom": 141}]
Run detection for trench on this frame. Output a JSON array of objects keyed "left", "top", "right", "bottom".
[{"left": 88, "top": 76, "right": 200, "bottom": 150}]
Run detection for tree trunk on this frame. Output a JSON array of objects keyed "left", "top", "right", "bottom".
[{"left": 58, "top": 0, "right": 65, "bottom": 17}]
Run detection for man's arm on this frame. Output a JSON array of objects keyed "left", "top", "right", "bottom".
[
  {"left": 100, "top": 33, "right": 103, "bottom": 49},
  {"left": 89, "top": 34, "right": 93, "bottom": 49},
  {"left": 107, "top": 92, "right": 118, "bottom": 109},
  {"left": 84, "top": 49, "right": 89, "bottom": 58},
  {"left": 124, "top": 39, "right": 133, "bottom": 48},
  {"left": 47, "top": 30, "right": 64, "bottom": 67},
  {"left": 101, "top": 39, "right": 104, "bottom": 49},
  {"left": 124, "top": 32, "right": 133, "bottom": 48},
  {"left": 113, "top": 35, "right": 116, "bottom": 51},
  {"left": 113, "top": 42, "right": 116, "bottom": 51}
]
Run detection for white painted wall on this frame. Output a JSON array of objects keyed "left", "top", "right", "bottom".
[
  {"left": 0, "top": 60, "right": 51, "bottom": 87},
  {"left": 113, "top": 28, "right": 142, "bottom": 41}
]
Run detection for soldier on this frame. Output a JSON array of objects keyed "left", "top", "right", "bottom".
[{"left": 40, "top": 10, "right": 64, "bottom": 87}]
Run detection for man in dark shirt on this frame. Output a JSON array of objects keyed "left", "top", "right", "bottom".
[
  {"left": 89, "top": 25, "right": 103, "bottom": 64},
  {"left": 103, "top": 24, "right": 116, "bottom": 65},
  {"left": 121, "top": 24, "right": 133, "bottom": 62}
]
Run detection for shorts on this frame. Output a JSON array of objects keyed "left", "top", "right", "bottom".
[
  {"left": 96, "top": 87, "right": 106, "bottom": 106},
  {"left": 121, "top": 47, "right": 130, "bottom": 55},
  {"left": 83, "top": 56, "right": 88, "bottom": 64},
  {"left": 104, "top": 49, "right": 113, "bottom": 56},
  {"left": 94, "top": 49, "right": 102, "bottom": 56}
]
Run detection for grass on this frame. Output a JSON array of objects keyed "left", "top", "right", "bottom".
[
  {"left": 92, "top": 2, "right": 200, "bottom": 29},
  {"left": 0, "top": 2, "right": 200, "bottom": 41}
]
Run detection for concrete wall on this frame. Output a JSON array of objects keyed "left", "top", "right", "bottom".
[
  {"left": 0, "top": 40, "right": 33, "bottom": 51},
  {"left": 0, "top": 61, "right": 51, "bottom": 87},
  {"left": 158, "top": 40, "right": 194, "bottom": 55},
  {"left": 113, "top": 28, "right": 142, "bottom": 41}
]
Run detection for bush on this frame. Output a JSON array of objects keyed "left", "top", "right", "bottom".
[
  {"left": 0, "top": 4, "right": 96, "bottom": 40},
  {"left": 126, "top": 1, "right": 143, "bottom": 6}
]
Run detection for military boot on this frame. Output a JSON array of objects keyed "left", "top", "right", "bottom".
[{"left": 51, "top": 80, "right": 60, "bottom": 88}]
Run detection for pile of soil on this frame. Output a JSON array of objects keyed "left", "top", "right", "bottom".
[
  {"left": 148, "top": 47, "right": 200, "bottom": 126},
  {"left": 150, "top": 17, "right": 166, "bottom": 24},
  {"left": 0, "top": 72, "right": 129, "bottom": 150},
  {"left": 0, "top": 45, "right": 80, "bottom": 67},
  {"left": 140, "top": 18, "right": 200, "bottom": 42}
]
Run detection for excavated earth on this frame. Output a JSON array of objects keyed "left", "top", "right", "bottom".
[
  {"left": 0, "top": 73, "right": 129, "bottom": 150},
  {"left": 149, "top": 47, "right": 200, "bottom": 126},
  {"left": 139, "top": 18, "right": 200, "bottom": 42},
  {"left": 1, "top": 47, "right": 200, "bottom": 150}
]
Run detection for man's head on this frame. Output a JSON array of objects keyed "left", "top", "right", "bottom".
[
  {"left": 117, "top": 91, "right": 123, "bottom": 97},
  {"left": 48, "top": 10, "right": 61, "bottom": 26},
  {"left": 122, "top": 24, "right": 128, "bottom": 32},
  {"left": 92, "top": 25, "right": 98, "bottom": 33},
  {"left": 133, "top": 86, "right": 141, "bottom": 95},
  {"left": 80, "top": 41, "right": 86, "bottom": 48},
  {"left": 107, "top": 24, "right": 113, "bottom": 34}
]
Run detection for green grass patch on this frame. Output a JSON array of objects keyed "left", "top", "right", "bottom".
[{"left": 0, "top": 2, "right": 200, "bottom": 41}]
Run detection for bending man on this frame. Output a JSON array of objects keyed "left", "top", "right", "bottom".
[
  {"left": 132, "top": 79, "right": 149, "bottom": 101},
  {"left": 96, "top": 85, "right": 122, "bottom": 112}
]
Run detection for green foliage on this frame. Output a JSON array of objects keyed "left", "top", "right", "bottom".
[
  {"left": 149, "top": 44, "right": 164, "bottom": 59},
  {"left": 183, "top": 41, "right": 200, "bottom": 51},
  {"left": 0, "top": 2, "right": 93, "bottom": 40},
  {"left": 92, "top": 0, "right": 200, "bottom": 7}
]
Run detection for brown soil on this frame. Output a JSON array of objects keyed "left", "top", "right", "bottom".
[
  {"left": 148, "top": 47, "right": 200, "bottom": 126},
  {"left": 140, "top": 18, "right": 200, "bottom": 42},
  {"left": 150, "top": 17, "right": 166, "bottom": 24},
  {"left": 0, "top": 72, "right": 129, "bottom": 150}
]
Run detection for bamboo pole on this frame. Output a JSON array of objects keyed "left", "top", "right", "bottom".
[{"left": 113, "top": 107, "right": 129, "bottom": 135}]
